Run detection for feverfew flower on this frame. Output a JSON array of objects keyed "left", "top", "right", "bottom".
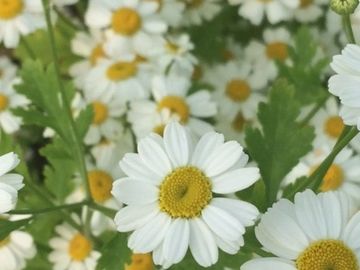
[
  {"left": 0, "top": 219, "right": 36, "bottom": 270},
  {"left": 241, "top": 190, "right": 360, "bottom": 270},
  {"left": 294, "top": 0, "right": 327, "bottom": 23},
  {"left": 0, "top": 0, "right": 45, "bottom": 48},
  {"left": 328, "top": 44, "right": 360, "bottom": 130},
  {"left": 49, "top": 221, "right": 100, "bottom": 270},
  {"left": 229, "top": 0, "right": 299, "bottom": 25},
  {"left": 0, "top": 153, "right": 23, "bottom": 214},
  {"left": 182, "top": 0, "right": 222, "bottom": 26},
  {"left": 0, "top": 57, "right": 17, "bottom": 82},
  {"left": 112, "top": 122, "right": 260, "bottom": 268},
  {"left": 127, "top": 74, "right": 217, "bottom": 137}
]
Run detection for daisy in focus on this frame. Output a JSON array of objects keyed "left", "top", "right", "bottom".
[
  {"left": 229, "top": 0, "right": 299, "bottom": 25},
  {"left": 0, "top": 218, "right": 36, "bottom": 270},
  {"left": 329, "top": 44, "right": 360, "bottom": 130},
  {"left": 49, "top": 220, "right": 101, "bottom": 270},
  {"left": 0, "top": 152, "right": 23, "bottom": 214},
  {"left": 0, "top": 0, "right": 45, "bottom": 48},
  {"left": 241, "top": 189, "right": 360, "bottom": 270},
  {"left": 112, "top": 122, "right": 260, "bottom": 268},
  {"left": 128, "top": 73, "right": 217, "bottom": 138}
]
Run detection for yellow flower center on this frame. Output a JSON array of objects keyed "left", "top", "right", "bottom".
[
  {"left": 157, "top": 96, "right": 190, "bottom": 123},
  {"left": 296, "top": 240, "right": 358, "bottom": 270},
  {"left": 166, "top": 41, "right": 180, "bottom": 54},
  {"left": 159, "top": 166, "right": 212, "bottom": 219},
  {"left": 0, "top": 237, "right": 10, "bottom": 248},
  {"left": 112, "top": 8, "right": 142, "bottom": 36},
  {"left": 300, "top": 0, "right": 313, "bottom": 8},
  {"left": 324, "top": 116, "right": 344, "bottom": 139},
  {"left": 68, "top": 233, "right": 92, "bottom": 261},
  {"left": 0, "top": 94, "right": 8, "bottom": 111},
  {"left": 0, "top": 0, "right": 23, "bottom": 20},
  {"left": 226, "top": 79, "right": 251, "bottom": 102},
  {"left": 92, "top": 102, "right": 108, "bottom": 125},
  {"left": 90, "top": 45, "right": 105, "bottom": 66},
  {"left": 266, "top": 42, "right": 288, "bottom": 61},
  {"left": 88, "top": 170, "right": 113, "bottom": 203},
  {"left": 153, "top": 124, "right": 165, "bottom": 136},
  {"left": 187, "top": 0, "right": 203, "bottom": 8},
  {"left": 106, "top": 61, "right": 137, "bottom": 81},
  {"left": 125, "top": 253, "right": 154, "bottom": 270},
  {"left": 320, "top": 164, "right": 344, "bottom": 192},
  {"left": 232, "top": 112, "right": 246, "bottom": 132}
]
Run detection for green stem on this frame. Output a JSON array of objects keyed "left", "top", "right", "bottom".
[
  {"left": 342, "top": 15, "right": 356, "bottom": 44},
  {"left": 9, "top": 201, "right": 89, "bottom": 215},
  {"left": 89, "top": 202, "right": 117, "bottom": 218},
  {"left": 54, "top": 6, "right": 83, "bottom": 31},
  {"left": 41, "top": 0, "right": 91, "bottom": 202}
]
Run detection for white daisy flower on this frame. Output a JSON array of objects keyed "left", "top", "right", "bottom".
[
  {"left": 82, "top": 88, "right": 126, "bottom": 145},
  {"left": 0, "top": 222, "right": 36, "bottom": 270},
  {"left": 49, "top": 221, "right": 101, "bottom": 270},
  {"left": 328, "top": 44, "right": 360, "bottom": 131},
  {"left": 146, "top": 0, "right": 185, "bottom": 27},
  {"left": 245, "top": 27, "right": 291, "bottom": 83},
  {"left": 112, "top": 122, "right": 260, "bottom": 268},
  {"left": 0, "top": 0, "right": 45, "bottom": 48},
  {"left": 85, "top": 0, "right": 167, "bottom": 59},
  {"left": 294, "top": 0, "right": 327, "bottom": 23},
  {"left": 182, "top": 0, "right": 221, "bottom": 26},
  {"left": 241, "top": 189, "right": 360, "bottom": 270},
  {"left": 128, "top": 74, "right": 217, "bottom": 138},
  {"left": 69, "top": 30, "right": 107, "bottom": 89},
  {"left": 229, "top": 0, "right": 299, "bottom": 25},
  {"left": 205, "top": 61, "right": 265, "bottom": 119},
  {"left": 154, "top": 34, "right": 198, "bottom": 75},
  {"left": 84, "top": 58, "right": 150, "bottom": 104},
  {"left": 0, "top": 56, "right": 17, "bottom": 82},
  {"left": 0, "top": 152, "right": 23, "bottom": 214}
]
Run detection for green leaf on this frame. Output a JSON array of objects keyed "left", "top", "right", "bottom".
[
  {"left": 245, "top": 79, "right": 315, "bottom": 205},
  {"left": 0, "top": 218, "right": 32, "bottom": 240},
  {"left": 278, "top": 27, "right": 329, "bottom": 105},
  {"left": 282, "top": 176, "right": 308, "bottom": 201},
  {"left": 75, "top": 105, "right": 93, "bottom": 140},
  {"left": 96, "top": 233, "right": 131, "bottom": 270}
]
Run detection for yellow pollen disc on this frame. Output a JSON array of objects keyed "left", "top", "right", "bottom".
[
  {"left": 187, "top": 0, "right": 203, "bottom": 8},
  {"left": 191, "top": 65, "right": 203, "bottom": 81},
  {"left": 90, "top": 45, "right": 105, "bottom": 66},
  {"left": 0, "top": 237, "right": 10, "bottom": 248},
  {"left": 159, "top": 166, "right": 212, "bottom": 218},
  {"left": 296, "top": 239, "right": 358, "bottom": 270},
  {"left": 134, "top": 54, "right": 147, "bottom": 64},
  {"left": 112, "top": 8, "right": 141, "bottom": 36},
  {"left": 0, "top": 0, "right": 23, "bottom": 20},
  {"left": 266, "top": 42, "right": 288, "bottom": 61},
  {"left": 226, "top": 79, "right": 251, "bottom": 102},
  {"left": 166, "top": 41, "right": 180, "bottom": 54},
  {"left": 232, "top": 112, "right": 246, "bottom": 132},
  {"left": 153, "top": 124, "right": 165, "bottom": 136},
  {"left": 300, "top": 0, "right": 313, "bottom": 8},
  {"left": 106, "top": 61, "right": 137, "bottom": 81},
  {"left": 324, "top": 116, "right": 344, "bottom": 139},
  {"left": 92, "top": 102, "right": 108, "bottom": 125},
  {"left": 320, "top": 164, "right": 344, "bottom": 192},
  {"left": 157, "top": 96, "right": 190, "bottom": 123},
  {"left": 125, "top": 253, "right": 154, "bottom": 270},
  {"left": 88, "top": 170, "right": 113, "bottom": 203},
  {"left": 0, "top": 94, "right": 8, "bottom": 111},
  {"left": 68, "top": 233, "right": 92, "bottom": 261}
]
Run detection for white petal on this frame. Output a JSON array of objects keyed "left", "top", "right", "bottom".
[{"left": 241, "top": 258, "right": 296, "bottom": 270}]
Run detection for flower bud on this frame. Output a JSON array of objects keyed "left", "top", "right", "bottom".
[{"left": 330, "top": 0, "right": 359, "bottom": 15}]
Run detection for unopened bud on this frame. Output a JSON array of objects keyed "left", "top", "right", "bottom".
[{"left": 331, "top": 0, "right": 359, "bottom": 15}]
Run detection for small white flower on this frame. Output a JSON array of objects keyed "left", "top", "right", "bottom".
[
  {"left": 294, "top": 0, "right": 327, "bottom": 23},
  {"left": 0, "top": 220, "right": 36, "bottom": 270},
  {"left": 0, "top": 0, "right": 45, "bottom": 48},
  {"left": 241, "top": 190, "right": 360, "bottom": 270},
  {"left": 0, "top": 56, "right": 17, "bottom": 82},
  {"left": 127, "top": 73, "right": 217, "bottom": 138},
  {"left": 182, "top": 0, "right": 222, "bottom": 26},
  {"left": 49, "top": 220, "right": 100, "bottom": 270},
  {"left": 112, "top": 122, "right": 260, "bottom": 268},
  {"left": 149, "top": 0, "right": 185, "bottom": 27},
  {"left": 0, "top": 152, "right": 23, "bottom": 214},
  {"left": 229, "top": 0, "right": 299, "bottom": 25}
]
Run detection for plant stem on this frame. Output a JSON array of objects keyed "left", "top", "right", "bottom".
[
  {"left": 41, "top": 0, "right": 91, "bottom": 202},
  {"left": 89, "top": 202, "right": 117, "bottom": 218},
  {"left": 342, "top": 15, "right": 356, "bottom": 44},
  {"left": 9, "top": 201, "right": 89, "bottom": 215}
]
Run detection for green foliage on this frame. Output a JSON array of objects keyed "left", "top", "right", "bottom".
[
  {"left": 245, "top": 79, "right": 315, "bottom": 204},
  {"left": 278, "top": 27, "right": 329, "bottom": 105},
  {"left": 282, "top": 176, "right": 308, "bottom": 201},
  {"left": 96, "top": 233, "right": 131, "bottom": 270},
  {"left": 0, "top": 218, "right": 32, "bottom": 240}
]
